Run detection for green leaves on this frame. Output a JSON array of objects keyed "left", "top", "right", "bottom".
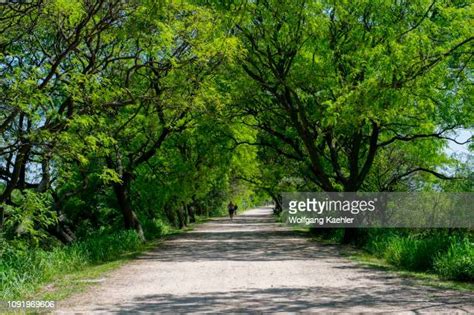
[
  {"left": 232, "top": 0, "right": 473, "bottom": 191},
  {"left": 3, "top": 191, "right": 57, "bottom": 247},
  {"left": 98, "top": 168, "right": 122, "bottom": 185},
  {"left": 1, "top": 0, "right": 471, "bottom": 249}
]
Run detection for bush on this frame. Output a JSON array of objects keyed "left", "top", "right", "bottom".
[
  {"left": 382, "top": 234, "right": 451, "bottom": 271},
  {"left": 142, "top": 218, "right": 171, "bottom": 239},
  {"left": 434, "top": 239, "right": 474, "bottom": 281}
]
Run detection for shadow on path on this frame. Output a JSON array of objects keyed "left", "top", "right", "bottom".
[
  {"left": 100, "top": 286, "right": 473, "bottom": 314},
  {"left": 59, "top": 207, "right": 474, "bottom": 314}
]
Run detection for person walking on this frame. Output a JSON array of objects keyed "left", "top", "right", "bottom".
[{"left": 227, "top": 201, "right": 235, "bottom": 220}]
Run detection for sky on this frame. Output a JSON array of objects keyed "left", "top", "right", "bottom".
[{"left": 445, "top": 128, "right": 473, "bottom": 163}]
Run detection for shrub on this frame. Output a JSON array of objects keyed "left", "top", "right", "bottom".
[
  {"left": 434, "top": 239, "right": 474, "bottom": 281},
  {"left": 142, "top": 218, "right": 171, "bottom": 239},
  {"left": 382, "top": 234, "right": 452, "bottom": 271}
]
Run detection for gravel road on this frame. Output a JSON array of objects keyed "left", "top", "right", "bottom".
[{"left": 56, "top": 207, "right": 473, "bottom": 313}]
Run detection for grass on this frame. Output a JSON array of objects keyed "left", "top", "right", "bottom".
[
  {"left": 434, "top": 240, "right": 474, "bottom": 281},
  {"left": 0, "top": 215, "right": 211, "bottom": 303},
  {"left": 0, "top": 204, "right": 258, "bottom": 313},
  {"left": 309, "top": 229, "right": 474, "bottom": 291},
  {"left": 368, "top": 233, "right": 451, "bottom": 271},
  {"left": 363, "top": 232, "right": 474, "bottom": 282},
  {"left": 0, "top": 230, "right": 146, "bottom": 301},
  {"left": 346, "top": 250, "right": 474, "bottom": 292},
  {"left": 33, "top": 240, "right": 161, "bottom": 302}
]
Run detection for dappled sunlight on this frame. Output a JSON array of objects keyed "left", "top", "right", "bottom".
[
  {"left": 58, "top": 207, "right": 474, "bottom": 313},
  {"left": 93, "top": 286, "right": 473, "bottom": 314}
]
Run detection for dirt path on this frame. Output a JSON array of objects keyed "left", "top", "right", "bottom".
[{"left": 57, "top": 207, "right": 473, "bottom": 313}]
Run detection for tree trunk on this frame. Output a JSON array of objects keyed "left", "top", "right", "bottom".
[
  {"left": 342, "top": 228, "right": 358, "bottom": 244},
  {"left": 176, "top": 203, "right": 189, "bottom": 229},
  {"left": 0, "top": 206, "right": 4, "bottom": 230},
  {"left": 51, "top": 194, "right": 77, "bottom": 244},
  {"left": 187, "top": 204, "right": 196, "bottom": 223},
  {"left": 1, "top": 143, "right": 31, "bottom": 204},
  {"left": 48, "top": 221, "right": 76, "bottom": 244},
  {"left": 177, "top": 207, "right": 185, "bottom": 229},
  {"left": 270, "top": 192, "right": 283, "bottom": 214},
  {"left": 164, "top": 202, "right": 176, "bottom": 226},
  {"left": 113, "top": 180, "right": 145, "bottom": 241},
  {"left": 39, "top": 156, "right": 77, "bottom": 244}
]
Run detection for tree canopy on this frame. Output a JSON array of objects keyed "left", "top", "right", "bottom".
[{"left": 1, "top": 0, "right": 472, "bottom": 243}]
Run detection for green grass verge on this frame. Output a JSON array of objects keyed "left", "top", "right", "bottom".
[
  {"left": 0, "top": 216, "right": 209, "bottom": 303},
  {"left": 31, "top": 240, "right": 162, "bottom": 302},
  {"left": 346, "top": 250, "right": 474, "bottom": 292},
  {"left": 310, "top": 234, "right": 474, "bottom": 292}
]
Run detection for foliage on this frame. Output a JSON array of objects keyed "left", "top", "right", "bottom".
[
  {"left": 230, "top": 0, "right": 473, "bottom": 192},
  {"left": 0, "top": 0, "right": 472, "bottom": 299},
  {"left": 314, "top": 228, "right": 473, "bottom": 281},
  {"left": 434, "top": 238, "right": 474, "bottom": 281},
  {"left": 379, "top": 234, "right": 451, "bottom": 271},
  {"left": 2, "top": 191, "right": 57, "bottom": 247},
  {"left": 0, "top": 230, "right": 144, "bottom": 300}
]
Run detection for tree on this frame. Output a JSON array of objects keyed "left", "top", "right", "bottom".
[
  {"left": 233, "top": 0, "right": 473, "bottom": 192},
  {"left": 56, "top": 1, "right": 241, "bottom": 239},
  {"left": 0, "top": 0, "right": 131, "bottom": 238},
  {"left": 0, "top": 0, "right": 242, "bottom": 240}
]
